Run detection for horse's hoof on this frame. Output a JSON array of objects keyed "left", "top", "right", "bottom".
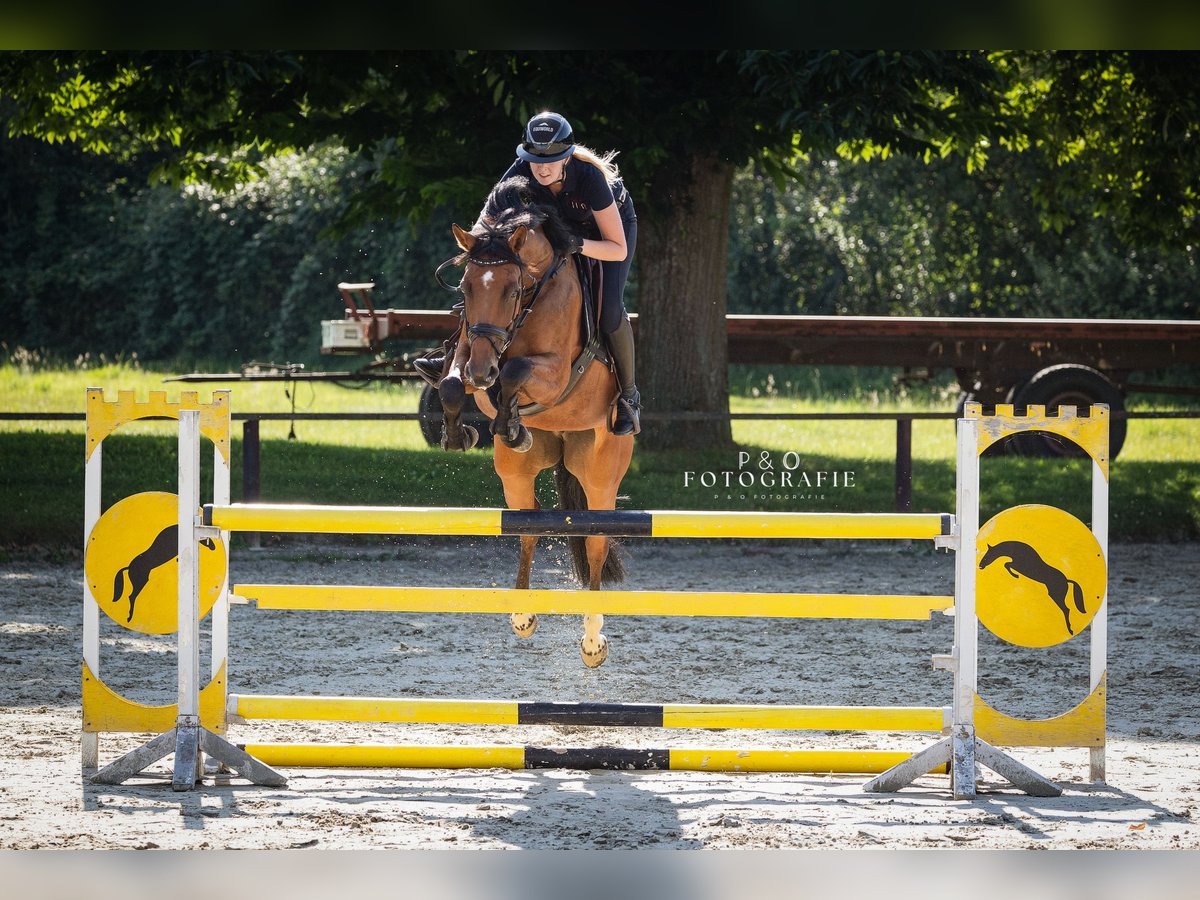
[
  {"left": 580, "top": 635, "right": 608, "bottom": 668},
  {"left": 511, "top": 613, "right": 538, "bottom": 638},
  {"left": 504, "top": 424, "right": 533, "bottom": 453},
  {"left": 440, "top": 425, "right": 479, "bottom": 452}
]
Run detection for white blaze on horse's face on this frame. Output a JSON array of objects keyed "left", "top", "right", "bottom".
[{"left": 463, "top": 261, "right": 523, "bottom": 389}]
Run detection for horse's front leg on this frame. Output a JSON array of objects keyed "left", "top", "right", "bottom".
[
  {"left": 438, "top": 344, "right": 479, "bottom": 452},
  {"left": 492, "top": 353, "right": 569, "bottom": 454},
  {"left": 491, "top": 356, "right": 535, "bottom": 453}
]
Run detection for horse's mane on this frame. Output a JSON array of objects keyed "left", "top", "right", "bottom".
[{"left": 461, "top": 176, "right": 578, "bottom": 265}]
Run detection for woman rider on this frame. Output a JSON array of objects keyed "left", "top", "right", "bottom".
[{"left": 417, "top": 111, "right": 641, "bottom": 436}]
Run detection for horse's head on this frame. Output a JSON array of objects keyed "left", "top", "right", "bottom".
[{"left": 450, "top": 178, "right": 565, "bottom": 389}]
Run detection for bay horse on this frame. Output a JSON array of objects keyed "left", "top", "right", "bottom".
[{"left": 434, "top": 176, "right": 634, "bottom": 667}]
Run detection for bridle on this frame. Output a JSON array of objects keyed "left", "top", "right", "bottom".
[{"left": 435, "top": 250, "right": 567, "bottom": 358}]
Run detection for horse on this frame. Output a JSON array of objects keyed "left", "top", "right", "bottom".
[
  {"left": 979, "top": 540, "right": 1087, "bottom": 635},
  {"left": 433, "top": 176, "right": 634, "bottom": 667}
]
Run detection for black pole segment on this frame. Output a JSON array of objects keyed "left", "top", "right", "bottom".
[
  {"left": 518, "top": 702, "right": 665, "bottom": 727},
  {"left": 500, "top": 510, "right": 653, "bottom": 537},
  {"left": 523, "top": 747, "right": 671, "bottom": 770}
]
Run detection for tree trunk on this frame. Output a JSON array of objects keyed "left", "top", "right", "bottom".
[{"left": 636, "top": 153, "right": 735, "bottom": 452}]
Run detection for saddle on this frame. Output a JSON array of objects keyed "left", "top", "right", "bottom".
[{"left": 573, "top": 254, "right": 613, "bottom": 368}]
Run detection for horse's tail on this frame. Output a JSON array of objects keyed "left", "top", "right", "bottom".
[
  {"left": 554, "top": 461, "right": 625, "bottom": 586},
  {"left": 1069, "top": 579, "right": 1086, "bottom": 614},
  {"left": 112, "top": 567, "right": 128, "bottom": 604}
]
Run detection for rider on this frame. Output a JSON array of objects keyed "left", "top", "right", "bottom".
[{"left": 416, "top": 111, "right": 641, "bottom": 437}]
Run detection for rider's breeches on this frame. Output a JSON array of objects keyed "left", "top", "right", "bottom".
[{"left": 600, "top": 217, "right": 637, "bottom": 334}]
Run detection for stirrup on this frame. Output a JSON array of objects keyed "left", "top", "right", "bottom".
[{"left": 613, "top": 389, "right": 641, "bottom": 436}]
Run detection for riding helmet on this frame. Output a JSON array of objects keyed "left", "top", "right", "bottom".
[{"left": 516, "top": 111, "right": 575, "bottom": 163}]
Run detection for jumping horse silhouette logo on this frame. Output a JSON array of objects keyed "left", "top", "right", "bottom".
[
  {"left": 979, "top": 541, "right": 1087, "bottom": 635},
  {"left": 111, "top": 525, "right": 216, "bottom": 623}
]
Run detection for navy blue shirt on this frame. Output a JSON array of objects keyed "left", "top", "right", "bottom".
[{"left": 487, "top": 158, "right": 635, "bottom": 241}]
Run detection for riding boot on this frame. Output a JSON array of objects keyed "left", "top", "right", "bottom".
[
  {"left": 606, "top": 316, "right": 641, "bottom": 436},
  {"left": 414, "top": 335, "right": 456, "bottom": 387},
  {"left": 413, "top": 352, "right": 446, "bottom": 386}
]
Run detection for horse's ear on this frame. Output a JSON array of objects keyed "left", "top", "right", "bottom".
[
  {"left": 452, "top": 223, "right": 476, "bottom": 253},
  {"left": 509, "top": 224, "right": 529, "bottom": 254}
]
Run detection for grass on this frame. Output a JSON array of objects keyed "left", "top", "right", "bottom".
[{"left": 2, "top": 358, "right": 1198, "bottom": 550}]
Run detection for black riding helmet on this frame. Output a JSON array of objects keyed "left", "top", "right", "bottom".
[{"left": 516, "top": 111, "right": 575, "bottom": 163}]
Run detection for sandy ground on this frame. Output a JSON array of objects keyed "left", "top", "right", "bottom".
[{"left": 2, "top": 536, "right": 1199, "bottom": 853}]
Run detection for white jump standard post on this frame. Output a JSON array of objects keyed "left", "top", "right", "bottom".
[
  {"left": 91, "top": 410, "right": 286, "bottom": 790},
  {"left": 863, "top": 415, "right": 1061, "bottom": 799}
]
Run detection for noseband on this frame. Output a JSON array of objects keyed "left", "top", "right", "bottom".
[{"left": 436, "top": 251, "right": 567, "bottom": 358}]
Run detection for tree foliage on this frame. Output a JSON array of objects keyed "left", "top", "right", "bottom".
[
  {"left": 3, "top": 50, "right": 1198, "bottom": 448},
  {"left": 727, "top": 150, "right": 1199, "bottom": 320},
  {"left": 0, "top": 134, "right": 454, "bottom": 365}
]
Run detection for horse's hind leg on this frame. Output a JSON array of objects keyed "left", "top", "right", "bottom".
[
  {"left": 568, "top": 429, "right": 633, "bottom": 669},
  {"left": 579, "top": 535, "right": 610, "bottom": 668},
  {"left": 495, "top": 430, "right": 559, "bottom": 640},
  {"left": 511, "top": 535, "right": 539, "bottom": 638}
]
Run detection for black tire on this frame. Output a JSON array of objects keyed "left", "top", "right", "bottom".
[
  {"left": 1007, "top": 364, "right": 1127, "bottom": 460},
  {"left": 417, "top": 383, "right": 491, "bottom": 448}
]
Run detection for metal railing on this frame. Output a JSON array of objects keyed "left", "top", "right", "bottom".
[{"left": 4, "top": 409, "right": 1197, "bottom": 515}]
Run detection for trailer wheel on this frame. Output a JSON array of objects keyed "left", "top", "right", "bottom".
[
  {"left": 1007, "top": 364, "right": 1127, "bottom": 459},
  {"left": 417, "top": 383, "right": 491, "bottom": 448}
]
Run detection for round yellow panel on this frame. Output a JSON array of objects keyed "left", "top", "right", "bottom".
[
  {"left": 976, "top": 504, "right": 1105, "bottom": 648},
  {"left": 85, "top": 491, "right": 226, "bottom": 634}
]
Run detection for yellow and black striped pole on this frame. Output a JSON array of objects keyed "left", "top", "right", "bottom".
[
  {"left": 230, "top": 695, "right": 948, "bottom": 732},
  {"left": 238, "top": 742, "right": 948, "bottom": 775},
  {"left": 205, "top": 504, "right": 952, "bottom": 541}
]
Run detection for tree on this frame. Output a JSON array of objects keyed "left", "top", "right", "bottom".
[{"left": 3, "top": 51, "right": 1196, "bottom": 448}]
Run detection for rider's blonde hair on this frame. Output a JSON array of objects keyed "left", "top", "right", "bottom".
[{"left": 572, "top": 144, "right": 621, "bottom": 187}]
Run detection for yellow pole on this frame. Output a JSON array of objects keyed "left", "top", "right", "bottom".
[
  {"left": 233, "top": 694, "right": 519, "bottom": 725},
  {"left": 662, "top": 704, "right": 946, "bottom": 732},
  {"left": 668, "top": 748, "right": 948, "bottom": 774},
  {"left": 209, "top": 505, "right": 504, "bottom": 536},
  {"left": 235, "top": 585, "right": 954, "bottom": 620},
  {"left": 207, "top": 504, "right": 950, "bottom": 541},
  {"left": 239, "top": 743, "right": 948, "bottom": 774},
  {"left": 230, "top": 694, "right": 946, "bottom": 733},
  {"left": 649, "top": 511, "right": 949, "bottom": 540},
  {"left": 242, "top": 743, "right": 525, "bottom": 769}
]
